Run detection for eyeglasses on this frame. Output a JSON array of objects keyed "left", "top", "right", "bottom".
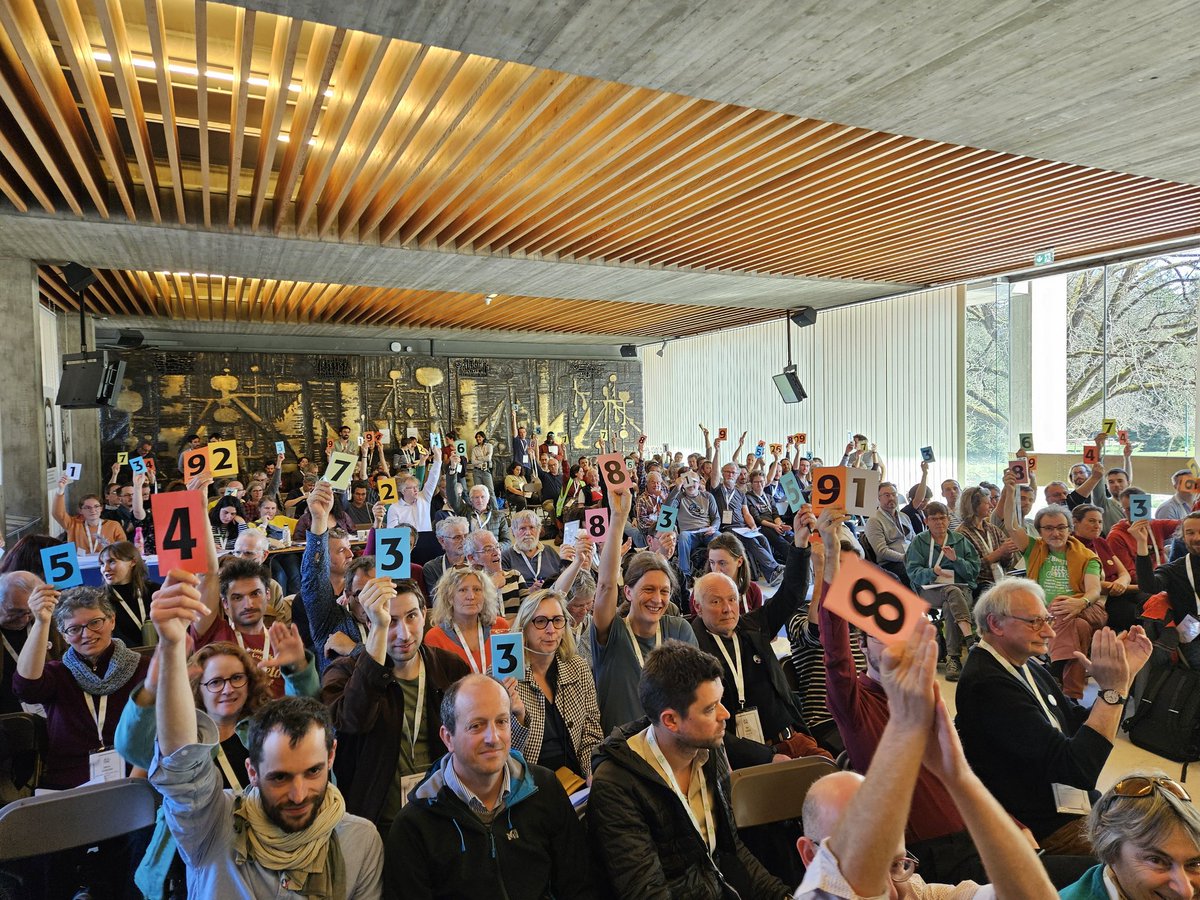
[
  {"left": 80, "top": 504, "right": 103, "bottom": 512},
  {"left": 201, "top": 672, "right": 249, "bottom": 693},
  {"left": 890, "top": 852, "right": 920, "bottom": 883},
  {"left": 1007, "top": 614, "right": 1052, "bottom": 631},
  {"left": 1039, "top": 524, "right": 1071, "bottom": 533},
  {"left": 62, "top": 616, "right": 111, "bottom": 638},
  {"left": 231, "top": 549, "right": 263, "bottom": 559},
  {"left": 1112, "top": 775, "right": 1192, "bottom": 803},
  {"left": 531, "top": 615, "right": 567, "bottom": 631}
]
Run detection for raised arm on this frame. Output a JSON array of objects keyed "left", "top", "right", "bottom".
[
  {"left": 708, "top": 435, "right": 723, "bottom": 489},
  {"left": 913, "top": 459, "right": 930, "bottom": 510},
  {"left": 188, "top": 476, "right": 224, "bottom": 639},
  {"left": 16, "top": 584, "right": 59, "bottom": 680},
  {"left": 52, "top": 474, "right": 71, "bottom": 530},
  {"left": 1001, "top": 470, "right": 1031, "bottom": 552},
  {"left": 699, "top": 423, "right": 711, "bottom": 458},
  {"left": 152, "top": 570, "right": 211, "bottom": 755},
  {"left": 592, "top": 486, "right": 632, "bottom": 646},
  {"left": 551, "top": 535, "right": 592, "bottom": 595}
]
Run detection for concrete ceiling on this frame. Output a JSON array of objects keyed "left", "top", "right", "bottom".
[{"left": 238, "top": 0, "right": 1200, "bottom": 186}]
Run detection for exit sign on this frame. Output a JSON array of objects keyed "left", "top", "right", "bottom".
[{"left": 1034, "top": 249, "right": 1055, "bottom": 266}]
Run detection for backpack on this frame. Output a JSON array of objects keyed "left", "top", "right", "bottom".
[{"left": 1123, "top": 662, "right": 1200, "bottom": 777}]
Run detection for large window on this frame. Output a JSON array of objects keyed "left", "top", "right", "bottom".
[{"left": 965, "top": 282, "right": 1011, "bottom": 485}]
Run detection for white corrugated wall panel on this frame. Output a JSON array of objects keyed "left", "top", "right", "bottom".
[{"left": 641, "top": 286, "right": 964, "bottom": 497}]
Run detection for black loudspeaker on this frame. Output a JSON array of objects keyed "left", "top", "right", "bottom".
[
  {"left": 61, "top": 263, "right": 97, "bottom": 294},
  {"left": 116, "top": 329, "right": 144, "bottom": 349},
  {"left": 788, "top": 307, "right": 817, "bottom": 328},
  {"left": 772, "top": 366, "right": 807, "bottom": 404},
  {"left": 619, "top": 344, "right": 638, "bottom": 358},
  {"left": 56, "top": 351, "right": 126, "bottom": 409}
]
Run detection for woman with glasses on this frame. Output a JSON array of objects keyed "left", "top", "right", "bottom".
[
  {"left": 1061, "top": 772, "right": 1200, "bottom": 899},
  {"left": 99, "top": 540, "right": 162, "bottom": 649},
  {"left": 1002, "top": 472, "right": 1103, "bottom": 699},
  {"left": 13, "top": 584, "right": 149, "bottom": 789},
  {"left": 52, "top": 473, "right": 127, "bottom": 553},
  {"left": 115, "top": 637, "right": 318, "bottom": 899},
  {"left": 501, "top": 590, "right": 602, "bottom": 783}
]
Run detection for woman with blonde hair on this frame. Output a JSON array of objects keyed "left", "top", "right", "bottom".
[
  {"left": 501, "top": 589, "right": 602, "bottom": 783},
  {"left": 423, "top": 566, "right": 509, "bottom": 673}
]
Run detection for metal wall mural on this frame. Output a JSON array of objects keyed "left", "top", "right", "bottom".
[{"left": 101, "top": 351, "right": 643, "bottom": 474}]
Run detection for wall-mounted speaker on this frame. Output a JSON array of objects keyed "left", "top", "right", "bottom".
[
  {"left": 788, "top": 307, "right": 817, "bottom": 328},
  {"left": 619, "top": 344, "right": 638, "bottom": 358},
  {"left": 61, "top": 262, "right": 97, "bottom": 294}
]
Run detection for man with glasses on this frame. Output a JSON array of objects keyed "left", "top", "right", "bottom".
[
  {"left": 304, "top": 482, "right": 369, "bottom": 674},
  {"left": 956, "top": 578, "right": 1152, "bottom": 856},
  {"left": 708, "top": 440, "right": 782, "bottom": 585},
  {"left": 423, "top": 515, "right": 471, "bottom": 598},
  {"left": 745, "top": 470, "right": 793, "bottom": 564},
  {"left": 795, "top": 621, "right": 1057, "bottom": 899},
  {"left": 1060, "top": 772, "right": 1200, "bottom": 899}
]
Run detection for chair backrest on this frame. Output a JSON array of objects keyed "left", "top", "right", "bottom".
[
  {"left": 271, "top": 515, "right": 298, "bottom": 532},
  {"left": 730, "top": 754, "right": 838, "bottom": 828},
  {"left": 0, "top": 777, "right": 159, "bottom": 861},
  {"left": 0, "top": 712, "right": 47, "bottom": 796}
]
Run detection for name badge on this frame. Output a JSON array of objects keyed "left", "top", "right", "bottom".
[
  {"left": 734, "top": 707, "right": 764, "bottom": 743},
  {"left": 721, "top": 510, "right": 733, "bottom": 525},
  {"left": 89, "top": 748, "right": 125, "bottom": 783},
  {"left": 1053, "top": 782, "right": 1092, "bottom": 815}
]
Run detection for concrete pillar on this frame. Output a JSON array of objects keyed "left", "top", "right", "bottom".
[
  {"left": 57, "top": 313, "right": 101, "bottom": 500},
  {"left": 0, "top": 257, "right": 48, "bottom": 536}
]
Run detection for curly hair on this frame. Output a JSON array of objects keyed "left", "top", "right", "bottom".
[
  {"left": 430, "top": 566, "right": 502, "bottom": 630},
  {"left": 189, "top": 641, "right": 273, "bottom": 719}
]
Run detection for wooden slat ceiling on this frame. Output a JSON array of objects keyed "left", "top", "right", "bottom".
[
  {"left": 4, "top": 0, "right": 1200, "bottom": 333},
  {"left": 36, "top": 265, "right": 780, "bottom": 338}
]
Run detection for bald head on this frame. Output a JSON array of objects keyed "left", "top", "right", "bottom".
[{"left": 802, "top": 771, "right": 865, "bottom": 842}]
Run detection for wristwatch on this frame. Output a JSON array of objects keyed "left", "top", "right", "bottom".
[{"left": 1098, "top": 689, "right": 1126, "bottom": 706}]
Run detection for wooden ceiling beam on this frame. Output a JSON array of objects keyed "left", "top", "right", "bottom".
[
  {"left": 249, "top": 15, "right": 301, "bottom": 230},
  {"left": 194, "top": 1, "right": 211, "bottom": 227},
  {"left": 226, "top": 6, "right": 256, "bottom": 228},
  {"left": 143, "top": 0, "right": 187, "bottom": 223}
]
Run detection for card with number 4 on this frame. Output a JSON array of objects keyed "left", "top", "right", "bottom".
[{"left": 152, "top": 491, "right": 209, "bottom": 574}]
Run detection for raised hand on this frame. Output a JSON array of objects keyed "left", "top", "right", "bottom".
[
  {"left": 261, "top": 622, "right": 307, "bottom": 671},
  {"left": 879, "top": 619, "right": 938, "bottom": 731},
  {"left": 29, "top": 584, "right": 60, "bottom": 626},
  {"left": 359, "top": 577, "right": 397, "bottom": 630},
  {"left": 1119, "top": 624, "right": 1153, "bottom": 679},
  {"left": 502, "top": 675, "right": 526, "bottom": 725},
  {"left": 150, "top": 570, "right": 208, "bottom": 646}
]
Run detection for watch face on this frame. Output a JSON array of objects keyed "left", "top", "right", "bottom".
[{"left": 1102, "top": 689, "right": 1124, "bottom": 704}]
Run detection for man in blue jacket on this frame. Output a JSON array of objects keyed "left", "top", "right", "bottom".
[{"left": 383, "top": 673, "right": 594, "bottom": 899}]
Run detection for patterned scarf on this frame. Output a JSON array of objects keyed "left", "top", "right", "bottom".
[
  {"left": 232, "top": 782, "right": 347, "bottom": 900},
  {"left": 61, "top": 638, "right": 141, "bottom": 696}
]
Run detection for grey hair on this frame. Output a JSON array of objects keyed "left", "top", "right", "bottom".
[
  {"left": 53, "top": 586, "right": 115, "bottom": 631},
  {"left": 513, "top": 589, "right": 577, "bottom": 661},
  {"left": 510, "top": 509, "right": 540, "bottom": 530},
  {"left": 1087, "top": 770, "right": 1200, "bottom": 866},
  {"left": 959, "top": 485, "right": 988, "bottom": 522},
  {"left": 464, "top": 528, "right": 499, "bottom": 556},
  {"left": 430, "top": 567, "right": 501, "bottom": 631},
  {"left": 435, "top": 515, "right": 469, "bottom": 539},
  {"left": 974, "top": 577, "right": 1044, "bottom": 634},
  {"left": 0, "top": 571, "right": 40, "bottom": 606},
  {"left": 1032, "top": 503, "right": 1071, "bottom": 532}
]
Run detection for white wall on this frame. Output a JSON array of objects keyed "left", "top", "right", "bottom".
[{"left": 641, "top": 286, "right": 964, "bottom": 495}]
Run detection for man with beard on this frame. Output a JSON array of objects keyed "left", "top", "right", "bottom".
[
  {"left": 502, "top": 510, "right": 563, "bottom": 588},
  {"left": 384, "top": 674, "right": 593, "bottom": 899},
  {"left": 321, "top": 576, "right": 469, "bottom": 833},
  {"left": 149, "top": 570, "right": 383, "bottom": 898},
  {"left": 589, "top": 640, "right": 790, "bottom": 898},
  {"left": 191, "top": 558, "right": 311, "bottom": 697}
]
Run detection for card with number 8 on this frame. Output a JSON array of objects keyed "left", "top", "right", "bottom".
[
  {"left": 583, "top": 509, "right": 609, "bottom": 542},
  {"left": 374, "top": 527, "right": 412, "bottom": 579},
  {"left": 596, "top": 453, "right": 630, "bottom": 493},
  {"left": 824, "top": 555, "right": 929, "bottom": 645}
]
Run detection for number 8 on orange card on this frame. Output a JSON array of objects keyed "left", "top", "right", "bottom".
[
  {"left": 152, "top": 491, "right": 209, "bottom": 574},
  {"left": 824, "top": 555, "right": 929, "bottom": 645}
]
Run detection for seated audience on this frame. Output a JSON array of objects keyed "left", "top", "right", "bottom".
[
  {"left": 503, "top": 509, "right": 564, "bottom": 587},
  {"left": 956, "top": 578, "right": 1151, "bottom": 854},
  {"left": 794, "top": 620, "right": 1056, "bottom": 899},
  {"left": 384, "top": 446, "right": 443, "bottom": 563},
  {"left": 1132, "top": 515, "right": 1200, "bottom": 664},
  {"left": 99, "top": 540, "right": 161, "bottom": 647},
  {"left": 956, "top": 484, "right": 1019, "bottom": 592},
  {"left": 14, "top": 583, "right": 150, "bottom": 788},
  {"left": 1073, "top": 503, "right": 1137, "bottom": 633},
  {"left": 591, "top": 487, "right": 698, "bottom": 734},
  {"left": 940, "top": 479, "right": 962, "bottom": 529},
  {"left": 321, "top": 576, "right": 469, "bottom": 833},
  {"left": 458, "top": 483, "right": 512, "bottom": 547},
  {"left": 694, "top": 533, "right": 763, "bottom": 614},
  {"left": 904, "top": 501, "right": 980, "bottom": 681},
  {"left": 345, "top": 481, "right": 376, "bottom": 528},
  {"left": 1156, "top": 469, "right": 1197, "bottom": 522},
  {"left": 1107, "top": 486, "right": 1175, "bottom": 581},
  {"left": 148, "top": 570, "right": 382, "bottom": 897},
  {"left": 423, "top": 567, "right": 509, "bottom": 673},
  {"left": 1060, "top": 772, "right": 1200, "bottom": 900},
  {"left": 503, "top": 462, "right": 529, "bottom": 510},
  {"left": 53, "top": 473, "right": 126, "bottom": 551},
  {"left": 383, "top": 673, "right": 594, "bottom": 899},
  {"left": 303, "top": 482, "right": 370, "bottom": 672},
  {"left": 589, "top": 640, "right": 791, "bottom": 898},
  {"left": 209, "top": 495, "right": 247, "bottom": 550},
  {"left": 505, "top": 589, "right": 603, "bottom": 782},
  {"left": 423, "top": 515, "right": 470, "bottom": 596},
  {"left": 664, "top": 473, "right": 719, "bottom": 582},
  {"left": 865, "top": 480, "right": 916, "bottom": 585}
]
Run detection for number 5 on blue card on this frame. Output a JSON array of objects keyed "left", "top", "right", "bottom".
[
  {"left": 490, "top": 632, "right": 524, "bottom": 681},
  {"left": 375, "top": 527, "right": 412, "bottom": 578},
  {"left": 41, "top": 543, "right": 83, "bottom": 588}
]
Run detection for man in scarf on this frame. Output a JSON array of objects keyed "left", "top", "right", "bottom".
[{"left": 149, "top": 568, "right": 383, "bottom": 899}]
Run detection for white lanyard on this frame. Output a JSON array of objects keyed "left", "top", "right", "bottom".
[
  {"left": 520, "top": 549, "right": 544, "bottom": 583},
  {"left": 403, "top": 658, "right": 427, "bottom": 757},
  {"left": 646, "top": 727, "right": 715, "bottom": 855},
  {"left": 980, "top": 642, "right": 1061, "bottom": 732},
  {"left": 712, "top": 633, "right": 745, "bottom": 708},
  {"left": 234, "top": 628, "right": 271, "bottom": 661},
  {"left": 623, "top": 617, "right": 662, "bottom": 668},
  {"left": 928, "top": 537, "right": 947, "bottom": 570},
  {"left": 1186, "top": 556, "right": 1200, "bottom": 607},
  {"left": 474, "top": 512, "right": 491, "bottom": 530},
  {"left": 88, "top": 694, "right": 108, "bottom": 745},
  {"left": 453, "top": 621, "right": 487, "bottom": 674},
  {"left": 215, "top": 744, "right": 243, "bottom": 794},
  {"left": 357, "top": 622, "right": 368, "bottom": 643},
  {"left": 83, "top": 523, "right": 100, "bottom": 554},
  {"left": 115, "top": 590, "right": 147, "bottom": 631}
]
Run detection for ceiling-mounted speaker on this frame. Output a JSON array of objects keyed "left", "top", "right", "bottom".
[
  {"left": 117, "top": 329, "right": 144, "bottom": 349},
  {"left": 61, "top": 262, "right": 97, "bottom": 294},
  {"left": 788, "top": 307, "right": 817, "bottom": 328},
  {"left": 619, "top": 344, "right": 638, "bottom": 358}
]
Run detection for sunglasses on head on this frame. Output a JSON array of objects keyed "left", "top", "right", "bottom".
[{"left": 1112, "top": 775, "right": 1191, "bottom": 803}]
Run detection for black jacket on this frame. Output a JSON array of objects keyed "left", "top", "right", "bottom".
[
  {"left": 384, "top": 752, "right": 595, "bottom": 899},
  {"left": 588, "top": 718, "right": 790, "bottom": 899},
  {"left": 1136, "top": 551, "right": 1200, "bottom": 625},
  {"left": 955, "top": 646, "right": 1111, "bottom": 839},
  {"left": 322, "top": 644, "right": 469, "bottom": 826},
  {"left": 691, "top": 544, "right": 810, "bottom": 739}
]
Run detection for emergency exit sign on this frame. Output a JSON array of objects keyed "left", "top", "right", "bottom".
[{"left": 1034, "top": 249, "right": 1055, "bottom": 266}]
